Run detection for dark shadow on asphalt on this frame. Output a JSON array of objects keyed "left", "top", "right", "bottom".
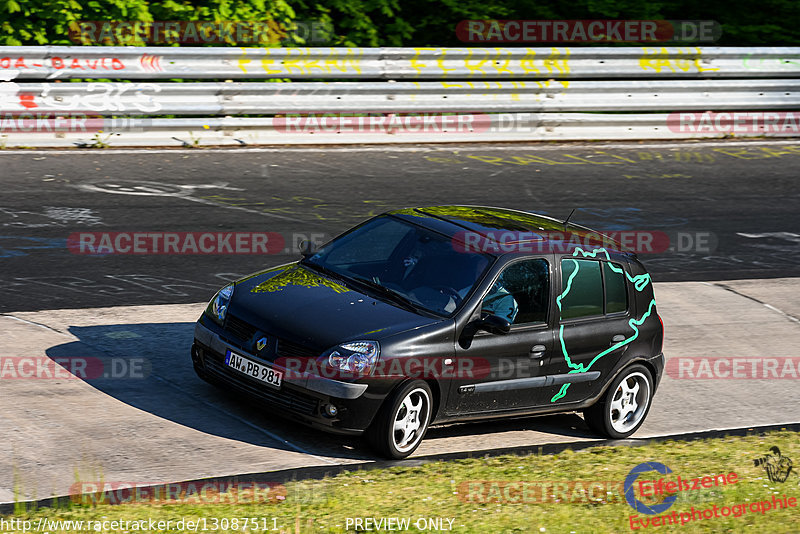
[
  {"left": 427, "top": 412, "right": 596, "bottom": 440},
  {"left": 44, "top": 322, "right": 372, "bottom": 461},
  {"left": 45, "top": 321, "right": 598, "bottom": 462}
]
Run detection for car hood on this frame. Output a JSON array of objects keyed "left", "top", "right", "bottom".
[{"left": 227, "top": 262, "right": 441, "bottom": 350}]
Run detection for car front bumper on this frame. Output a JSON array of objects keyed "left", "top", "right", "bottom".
[{"left": 192, "top": 320, "right": 384, "bottom": 435}]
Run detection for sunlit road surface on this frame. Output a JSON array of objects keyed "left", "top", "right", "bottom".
[
  {"left": 1, "top": 278, "right": 798, "bottom": 502},
  {"left": 1, "top": 140, "right": 798, "bottom": 502}
]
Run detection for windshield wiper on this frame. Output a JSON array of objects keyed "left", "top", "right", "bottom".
[
  {"left": 300, "top": 259, "right": 353, "bottom": 286},
  {"left": 302, "top": 260, "right": 426, "bottom": 314},
  {"left": 349, "top": 276, "right": 426, "bottom": 314}
]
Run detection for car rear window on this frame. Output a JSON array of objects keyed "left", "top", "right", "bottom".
[
  {"left": 560, "top": 258, "right": 604, "bottom": 319},
  {"left": 604, "top": 261, "right": 628, "bottom": 314},
  {"left": 560, "top": 258, "right": 629, "bottom": 319}
]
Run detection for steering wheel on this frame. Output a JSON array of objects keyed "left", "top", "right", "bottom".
[{"left": 432, "top": 285, "right": 463, "bottom": 306}]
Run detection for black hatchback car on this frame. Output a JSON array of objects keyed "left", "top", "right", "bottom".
[{"left": 192, "top": 206, "right": 664, "bottom": 458}]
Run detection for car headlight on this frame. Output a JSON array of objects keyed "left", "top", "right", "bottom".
[
  {"left": 206, "top": 283, "right": 234, "bottom": 324},
  {"left": 326, "top": 341, "right": 380, "bottom": 376}
]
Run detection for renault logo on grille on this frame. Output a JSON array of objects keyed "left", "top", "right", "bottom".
[{"left": 256, "top": 337, "right": 268, "bottom": 351}]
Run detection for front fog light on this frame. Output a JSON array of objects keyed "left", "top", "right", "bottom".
[{"left": 323, "top": 403, "right": 338, "bottom": 417}]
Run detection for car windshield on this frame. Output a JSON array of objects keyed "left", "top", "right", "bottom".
[{"left": 302, "top": 215, "right": 494, "bottom": 316}]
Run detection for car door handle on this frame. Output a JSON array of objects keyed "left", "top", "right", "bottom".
[
  {"left": 530, "top": 345, "right": 546, "bottom": 358},
  {"left": 610, "top": 334, "right": 626, "bottom": 346}
]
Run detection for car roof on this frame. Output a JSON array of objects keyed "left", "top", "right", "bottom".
[{"left": 387, "top": 205, "right": 634, "bottom": 259}]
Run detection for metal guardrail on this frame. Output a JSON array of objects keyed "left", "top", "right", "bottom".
[
  {"left": 0, "top": 114, "right": 746, "bottom": 147},
  {"left": 1, "top": 114, "right": 797, "bottom": 148},
  {"left": 1, "top": 46, "right": 799, "bottom": 147},
  {"left": 2, "top": 46, "right": 800, "bottom": 80},
  {"left": 2, "top": 79, "right": 798, "bottom": 114}
]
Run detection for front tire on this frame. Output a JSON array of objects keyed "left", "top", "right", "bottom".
[
  {"left": 367, "top": 380, "right": 432, "bottom": 459},
  {"left": 584, "top": 364, "right": 653, "bottom": 439}
]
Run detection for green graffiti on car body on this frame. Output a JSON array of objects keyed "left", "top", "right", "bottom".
[
  {"left": 551, "top": 247, "right": 656, "bottom": 403},
  {"left": 251, "top": 264, "right": 350, "bottom": 294}
]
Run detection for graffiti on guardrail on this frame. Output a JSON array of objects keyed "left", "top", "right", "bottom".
[
  {"left": 139, "top": 54, "right": 163, "bottom": 73},
  {"left": 0, "top": 82, "right": 162, "bottom": 113},
  {"left": 1, "top": 47, "right": 797, "bottom": 81},
  {"left": 639, "top": 47, "right": 719, "bottom": 73},
  {"left": 743, "top": 55, "right": 800, "bottom": 71},
  {"left": 237, "top": 47, "right": 363, "bottom": 76},
  {"left": 410, "top": 47, "right": 571, "bottom": 78},
  {"left": 0, "top": 55, "right": 127, "bottom": 72}
]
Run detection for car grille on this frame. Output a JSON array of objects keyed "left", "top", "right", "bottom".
[
  {"left": 277, "top": 339, "right": 319, "bottom": 359},
  {"left": 223, "top": 314, "right": 257, "bottom": 343},
  {"left": 204, "top": 352, "right": 319, "bottom": 416}
]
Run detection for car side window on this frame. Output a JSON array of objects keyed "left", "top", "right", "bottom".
[
  {"left": 559, "top": 258, "right": 604, "bottom": 319},
  {"left": 482, "top": 258, "right": 549, "bottom": 325},
  {"left": 604, "top": 261, "right": 628, "bottom": 313},
  {"left": 560, "top": 259, "right": 630, "bottom": 320}
]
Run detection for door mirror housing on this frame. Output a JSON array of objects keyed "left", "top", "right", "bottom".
[
  {"left": 479, "top": 314, "right": 511, "bottom": 335},
  {"left": 298, "top": 239, "right": 317, "bottom": 256}
]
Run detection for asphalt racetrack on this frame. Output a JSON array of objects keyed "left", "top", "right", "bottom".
[{"left": 1, "top": 140, "right": 799, "bottom": 502}]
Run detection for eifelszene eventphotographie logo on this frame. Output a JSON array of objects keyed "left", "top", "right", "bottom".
[{"left": 625, "top": 462, "right": 678, "bottom": 514}]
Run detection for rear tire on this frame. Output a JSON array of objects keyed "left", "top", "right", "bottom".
[
  {"left": 584, "top": 364, "right": 653, "bottom": 439},
  {"left": 367, "top": 380, "right": 432, "bottom": 459}
]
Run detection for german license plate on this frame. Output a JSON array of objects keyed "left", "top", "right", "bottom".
[{"left": 225, "top": 349, "right": 282, "bottom": 388}]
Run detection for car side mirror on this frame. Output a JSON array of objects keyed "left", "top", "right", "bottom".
[
  {"left": 298, "top": 239, "right": 317, "bottom": 256},
  {"left": 479, "top": 314, "right": 511, "bottom": 335}
]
